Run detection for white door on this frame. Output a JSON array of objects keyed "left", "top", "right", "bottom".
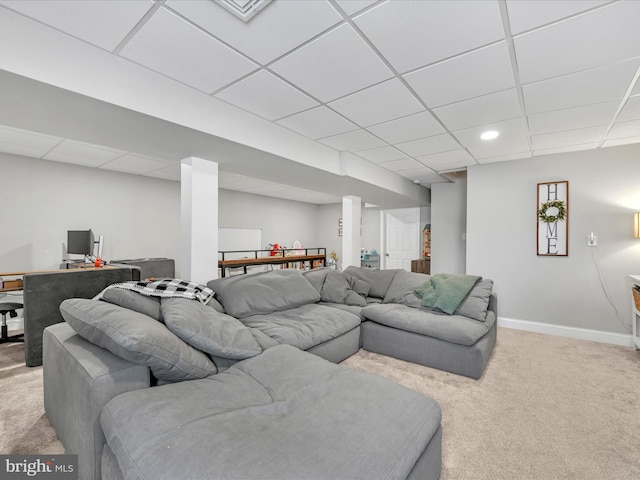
[{"left": 384, "top": 208, "right": 420, "bottom": 271}]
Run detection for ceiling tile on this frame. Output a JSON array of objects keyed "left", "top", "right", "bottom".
[
  {"left": 617, "top": 96, "right": 640, "bottom": 123},
  {"left": 166, "top": 0, "right": 342, "bottom": 64},
  {"left": 318, "top": 129, "right": 386, "bottom": 151},
  {"left": 514, "top": 1, "right": 640, "bottom": 83},
  {"left": 468, "top": 136, "right": 530, "bottom": 159},
  {"left": 475, "top": 151, "right": 531, "bottom": 163},
  {"left": 531, "top": 126, "right": 606, "bottom": 150},
  {"left": 433, "top": 88, "right": 522, "bottom": 131},
  {"left": 396, "top": 134, "right": 460, "bottom": 157},
  {"left": 452, "top": 117, "right": 528, "bottom": 148},
  {"left": 99, "top": 153, "right": 171, "bottom": 175},
  {"left": 119, "top": 7, "right": 258, "bottom": 93},
  {"left": 533, "top": 143, "right": 598, "bottom": 156},
  {"left": 215, "top": 70, "right": 318, "bottom": 120},
  {"left": 416, "top": 149, "right": 475, "bottom": 170},
  {"left": 328, "top": 78, "right": 424, "bottom": 127},
  {"left": 44, "top": 139, "right": 127, "bottom": 167},
  {"left": 528, "top": 101, "right": 618, "bottom": 135},
  {"left": 506, "top": 0, "right": 612, "bottom": 35},
  {"left": 334, "top": 0, "right": 377, "bottom": 17},
  {"left": 523, "top": 60, "right": 639, "bottom": 115},
  {"left": 607, "top": 119, "right": 640, "bottom": 140},
  {"left": 378, "top": 158, "right": 423, "bottom": 172},
  {"left": 355, "top": 146, "right": 408, "bottom": 164},
  {"left": 0, "top": 125, "right": 61, "bottom": 158},
  {"left": 367, "top": 111, "right": 444, "bottom": 144},
  {"left": 354, "top": 0, "right": 503, "bottom": 73},
  {"left": 396, "top": 169, "right": 450, "bottom": 185},
  {"left": 405, "top": 42, "right": 515, "bottom": 108},
  {"left": 276, "top": 106, "right": 357, "bottom": 139},
  {"left": 270, "top": 23, "right": 393, "bottom": 102},
  {"left": 0, "top": 0, "right": 152, "bottom": 51}
]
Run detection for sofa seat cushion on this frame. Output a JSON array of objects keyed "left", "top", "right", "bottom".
[
  {"left": 240, "top": 304, "right": 360, "bottom": 351},
  {"left": 318, "top": 302, "right": 364, "bottom": 318},
  {"left": 362, "top": 303, "right": 495, "bottom": 347},
  {"left": 101, "top": 345, "right": 441, "bottom": 480}
]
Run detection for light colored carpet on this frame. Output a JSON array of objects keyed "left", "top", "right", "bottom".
[{"left": 1, "top": 327, "right": 640, "bottom": 479}]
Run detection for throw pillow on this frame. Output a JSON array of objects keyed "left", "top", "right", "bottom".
[
  {"left": 101, "top": 288, "right": 163, "bottom": 321},
  {"left": 60, "top": 298, "right": 217, "bottom": 382},
  {"left": 161, "top": 298, "right": 262, "bottom": 359}
]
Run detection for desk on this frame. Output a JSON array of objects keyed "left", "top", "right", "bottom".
[{"left": 0, "top": 266, "right": 139, "bottom": 366}]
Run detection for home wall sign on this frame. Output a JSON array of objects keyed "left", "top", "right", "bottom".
[{"left": 537, "top": 181, "right": 568, "bottom": 256}]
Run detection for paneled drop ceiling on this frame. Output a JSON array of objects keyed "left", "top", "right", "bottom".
[{"left": 1, "top": 0, "right": 640, "bottom": 203}]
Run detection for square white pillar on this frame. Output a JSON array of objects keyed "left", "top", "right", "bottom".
[
  {"left": 342, "top": 195, "right": 361, "bottom": 269},
  {"left": 181, "top": 157, "right": 218, "bottom": 284}
]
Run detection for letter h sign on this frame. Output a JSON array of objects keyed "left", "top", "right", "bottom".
[{"left": 537, "top": 181, "right": 569, "bottom": 256}]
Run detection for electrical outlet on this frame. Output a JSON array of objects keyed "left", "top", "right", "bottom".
[{"left": 587, "top": 232, "right": 597, "bottom": 247}]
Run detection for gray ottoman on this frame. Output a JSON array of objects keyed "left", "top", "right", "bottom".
[{"left": 101, "top": 344, "right": 442, "bottom": 480}]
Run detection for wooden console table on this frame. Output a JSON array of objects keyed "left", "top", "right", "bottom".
[
  {"left": 1, "top": 266, "right": 116, "bottom": 292},
  {"left": 219, "top": 248, "right": 326, "bottom": 278},
  {"left": 411, "top": 259, "right": 431, "bottom": 275}
]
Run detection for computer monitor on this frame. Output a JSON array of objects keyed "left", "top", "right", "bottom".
[{"left": 67, "top": 229, "right": 94, "bottom": 256}]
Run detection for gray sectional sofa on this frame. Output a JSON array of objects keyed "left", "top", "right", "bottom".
[{"left": 43, "top": 266, "right": 497, "bottom": 480}]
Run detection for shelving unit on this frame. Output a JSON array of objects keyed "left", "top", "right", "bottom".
[
  {"left": 361, "top": 252, "right": 379, "bottom": 270},
  {"left": 219, "top": 248, "right": 326, "bottom": 278},
  {"left": 629, "top": 275, "right": 640, "bottom": 350}
]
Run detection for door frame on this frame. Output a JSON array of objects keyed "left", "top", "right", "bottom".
[{"left": 381, "top": 207, "right": 421, "bottom": 271}]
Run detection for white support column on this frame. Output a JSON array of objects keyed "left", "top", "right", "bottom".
[
  {"left": 342, "top": 195, "right": 361, "bottom": 269},
  {"left": 181, "top": 157, "right": 218, "bottom": 284}
]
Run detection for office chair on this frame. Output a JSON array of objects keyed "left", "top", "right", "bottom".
[{"left": 0, "top": 297, "right": 24, "bottom": 344}]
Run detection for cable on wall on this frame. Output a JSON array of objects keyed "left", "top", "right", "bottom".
[{"left": 591, "top": 245, "right": 631, "bottom": 332}]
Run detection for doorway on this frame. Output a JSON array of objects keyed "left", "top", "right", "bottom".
[{"left": 383, "top": 208, "right": 420, "bottom": 271}]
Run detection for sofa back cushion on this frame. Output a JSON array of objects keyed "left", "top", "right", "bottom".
[
  {"left": 60, "top": 298, "right": 217, "bottom": 382},
  {"left": 455, "top": 278, "right": 494, "bottom": 322},
  {"left": 301, "top": 268, "right": 332, "bottom": 294},
  {"left": 320, "top": 271, "right": 367, "bottom": 307},
  {"left": 343, "top": 266, "right": 401, "bottom": 299},
  {"left": 208, "top": 270, "right": 321, "bottom": 319},
  {"left": 383, "top": 270, "right": 428, "bottom": 308}
]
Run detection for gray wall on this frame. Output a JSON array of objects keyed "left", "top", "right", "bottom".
[
  {"left": 467, "top": 144, "right": 640, "bottom": 336},
  {"left": 0, "top": 154, "right": 324, "bottom": 279},
  {"left": 430, "top": 174, "right": 467, "bottom": 274},
  {"left": 0, "top": 152, "right": 180, "bottom": 272},
  {"left": 218, "top": 189, "right": 319, "bottom": 252}
]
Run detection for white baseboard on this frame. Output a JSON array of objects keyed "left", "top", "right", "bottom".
[{"left": 498, "top": 317, "right": 633, "bottom": 348}]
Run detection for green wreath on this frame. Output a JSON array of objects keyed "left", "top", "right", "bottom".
[{"left": 538, "top": 200, "right": 566, "bottom": 223}]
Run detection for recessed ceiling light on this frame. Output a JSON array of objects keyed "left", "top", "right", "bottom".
[{"left": 480, "top": 130, "right": 499, "bottom": 141}]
